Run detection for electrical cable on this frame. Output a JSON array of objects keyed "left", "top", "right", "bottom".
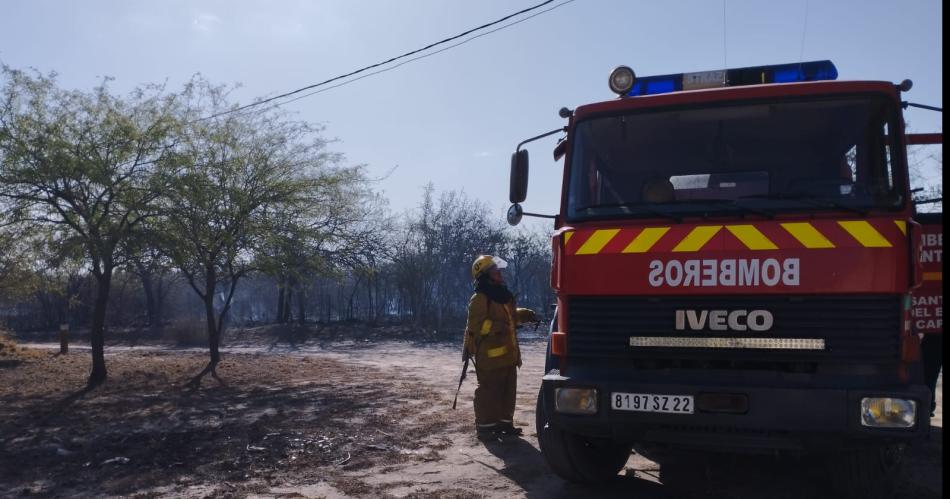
[
  {"left": 722, "top": 0, "right": 727, "bottom": 68},
  {"left": 798, "top": 0, "right": 809, "bottom": 63},
  {"left": 198, "top": 0, "right": 570, "bottom": 121},
  {"left": 97, "top": 2, "right": 577, "bottom": 171},
  {"left": 252, "top": 0, "right": 577, "bottom": 114}
]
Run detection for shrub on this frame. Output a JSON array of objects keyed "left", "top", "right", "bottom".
[{"left": 163, "top": 320, "right": 206, "bottom": 347}]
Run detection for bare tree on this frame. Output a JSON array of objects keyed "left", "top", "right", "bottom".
[
  {"left": 503, "top": 223, "right": 555, "bottom": 317},
  {"left": 389, "top": 185, "right": 509, "bottom": 330},
  {"left": 906, "top": 124, "right": 942, "bottom": 213}
]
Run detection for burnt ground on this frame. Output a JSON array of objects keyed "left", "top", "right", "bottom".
[{"left": 0, "top": 333, "right": 942, "bottom": 499}]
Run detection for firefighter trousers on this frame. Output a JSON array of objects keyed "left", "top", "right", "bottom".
[{"left": 473, "top": 364, "right": 517, "bottom": 430}]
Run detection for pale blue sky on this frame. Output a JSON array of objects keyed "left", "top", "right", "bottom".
[{"left": 0, "top": 0, "right": 942, "bottom": 222}]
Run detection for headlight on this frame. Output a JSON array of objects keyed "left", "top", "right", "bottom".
[
  {"left": 555, "top": 387, "right": 598, "bottom": 415},
  {"left": 608, "top": 66, "right": 636, "bottom": 95},
  {"left": 861, "top": 397, "right": 917, "bottom": 428}
]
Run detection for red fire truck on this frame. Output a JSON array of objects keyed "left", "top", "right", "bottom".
[{"left": 506, "top": 61, "right": 933, "bottom": 497}]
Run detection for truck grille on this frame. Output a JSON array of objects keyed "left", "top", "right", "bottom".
[{"left": 567, "top": 295, "right": 900, "bottom": 363}]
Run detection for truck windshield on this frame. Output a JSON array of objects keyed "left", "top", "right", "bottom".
[{"left": 566, "top": 96, "right": 904, "bottom": 221}]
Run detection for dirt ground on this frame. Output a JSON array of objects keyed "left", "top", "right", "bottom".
[{"left": 0, "top": 335, "right": 942, "bottom": 499}]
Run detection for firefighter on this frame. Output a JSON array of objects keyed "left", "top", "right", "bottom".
[{"left": 463, "top": 255, "right": 537, "bottom": 439}]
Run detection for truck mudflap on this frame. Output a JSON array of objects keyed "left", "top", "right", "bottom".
[{"left": 540, "top": 378, "right": 931, "bottom": 453}]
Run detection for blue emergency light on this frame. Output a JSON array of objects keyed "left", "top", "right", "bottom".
[{"left": 620, "top": 60, "right": 838, "bottom": 97}]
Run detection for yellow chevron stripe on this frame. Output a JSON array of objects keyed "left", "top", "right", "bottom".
[
  {"left": 781, "top": 222, "right": 835, "bottom": 249},
  {"left": 575, "top": 229, "right": 620, "bottom": 255},
  {"left": 726, "top": 225, "right": 778, "bottom": 250},
  {"left": 924, "top": 272, "right": 942, "bottom": 281},
  {"left": 622, "top": 227, "right": 670, "bottom": 253},
  {"left": 672, "top": 226, "right": 721, "bottom": 252},
  {"left": 838, "top": 221, "right": 892, "bottom": 247},
  {"left": 563, "top": 231, "right": 574, "bottom": 245},
  {"left": 894, "top": 220, "right": 907, "bottom": 235}
]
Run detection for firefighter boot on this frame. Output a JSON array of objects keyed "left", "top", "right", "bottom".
[
  {"left": 497, "top": 421, "right": 523, "bottom": 437},
  {"left": 476, "top": 423, "right": 500, "bottom": 442}
]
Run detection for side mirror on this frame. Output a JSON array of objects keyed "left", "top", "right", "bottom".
[
  {"left": 553, "top": 140, "right": 567, "bottom": 162},
  {"left": 507, "top": 203, "right": 524, "bottom": 226},
  {"left": 510, "top": 149, "right": 529, "bottom": 203}
]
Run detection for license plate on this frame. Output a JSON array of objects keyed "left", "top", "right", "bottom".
[{"left": 611, "top": 392, "right": 694, "bottom": 414}]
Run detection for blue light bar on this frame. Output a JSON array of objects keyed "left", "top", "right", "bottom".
[{"left": 626, "top": 60, "right": 838, "bottom": 97}]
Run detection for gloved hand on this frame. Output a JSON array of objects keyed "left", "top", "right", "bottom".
[{"left": 516, "top": 308, "right": 538, "bottom": 324}]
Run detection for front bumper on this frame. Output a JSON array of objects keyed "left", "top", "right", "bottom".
[{"left": 541, "top": 373, "right": 931, "bottom": 454}]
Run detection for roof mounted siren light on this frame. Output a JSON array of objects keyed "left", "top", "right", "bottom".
[
  {"left": 615, "top": 60, "right": 839, "bottom": 97},
  {"left": 609, "top": 66, "right": 637, "bottom": 96}
]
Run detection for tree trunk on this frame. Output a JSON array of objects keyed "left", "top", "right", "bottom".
[
  {"left": 297, "top": 284, "right": 306, "bottom": 325},
  {"left": 366, "top": 276, "right": 374, "bottom": 323},
  {"left": 37, "top": 291, "right": 54, "bottom": 330},
  {"left": 138, "top": 267, "right": 157, "bottom": 328},
  {"left": 283, "top": 287, "right": 293, "bottom": 323},
  {"left": 348, "top": 275, "right": 362, "bottom": 321},
  {"left": 155, "top": 275, "right": 167, "bottom": 329},
  {"left": 203, "top": 266, "right": 222, "bottom": 367},
  {"left": 205, "top": 293, "right": 221, "bottom": 365},
  {"left": 276, "top": 283, "right": 285, "bottom": 324},
  {"left": 87, "top": 266, "right": 113, "bottom": 388},
  {"left": 183, "top": 282, "right": 223, "bottom": 389}
]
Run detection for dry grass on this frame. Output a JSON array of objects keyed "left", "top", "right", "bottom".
[
  {"left": 0, "top": 329, "right": 46, "bottom": 363},
  {"left": 0, "top": 349, "right": 459, "bottom": 498}
]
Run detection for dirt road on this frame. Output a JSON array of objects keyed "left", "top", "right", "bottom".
[
  {"left": 0, "top": 338, "right": 942, "bottom": 498},
  {"left": 304, "top": 340, "right": 944, "bottom": 499}
]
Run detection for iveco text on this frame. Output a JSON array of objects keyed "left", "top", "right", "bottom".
[{"left": 674, "top": 309, "right": 774, "bottom": 331}]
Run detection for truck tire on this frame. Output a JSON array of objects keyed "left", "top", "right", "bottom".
[
  {"left": 535, "top": 387, "right": 633, "bottom": 484},
  {"left": 828, "top": 444, "right": 905, "bottom": 499}
]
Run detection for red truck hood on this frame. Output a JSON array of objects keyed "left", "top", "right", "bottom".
[{"left": 557, "top": 216, "right": 910, "bottom": 296}]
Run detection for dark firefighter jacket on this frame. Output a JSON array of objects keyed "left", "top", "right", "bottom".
[{"left": 463, "top": 292, "right": 535, "bottom": 370}]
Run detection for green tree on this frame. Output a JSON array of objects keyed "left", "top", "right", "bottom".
[
  {"left": 257, "top": 165, "right": 390, "bottom": 324},
  {"left": 121, "top": 221, "right": 177, "bottom": 332},
  {"left": 0, "top": 223, "right": 42, "bottom": 302},
  {"left": 0, "top": 66, "right": 177, "bottom": 386},
  {"left": 156, "top": 78, "right": 344, "bottom": 382}
]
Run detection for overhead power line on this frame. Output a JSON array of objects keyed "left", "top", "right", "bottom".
[
  {"left": 266, "top": 0, "right": 577, "bottom": 110},
  {"left": 200, "top": 0, "right": 572, "bottom": 121}
]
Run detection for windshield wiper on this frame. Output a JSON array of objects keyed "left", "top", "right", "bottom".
[
  {"left": 739, "top": 194, "right": 869, "bottom": 217},
  {"left": 577, "top": 203, "right": 682, "bottom": 222}
]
